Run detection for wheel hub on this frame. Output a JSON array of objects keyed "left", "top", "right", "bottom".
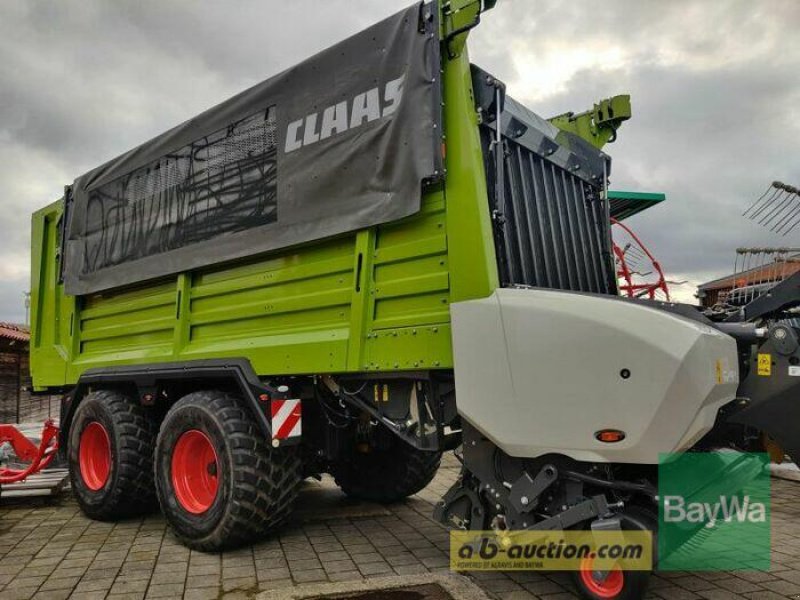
[
  {"left": 171, "top": 430, "right": 219, "bottom": 514},
  {"left": 579, "top": 557, "right": 624, "bottom": 598},
  {"left": 78, "top": 421, "right": 111, "bottom": 491}
]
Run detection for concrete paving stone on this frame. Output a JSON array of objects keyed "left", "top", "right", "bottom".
[
  {"left": 341, "top": 543, "right": 374, "bottom": 554},
  {"left": 391, "top": 563, "right": 429, "bottom": 575},
  {"left": 325, "top": 570, "right": 363, "bottom": 583},
  {"left": 6, "top": 574, "right": 48, "bottom": 589},
  {"left": 221, "top": 575, "right": 256, "bottom": 592},
  {"left": 189, "top": 564, "right": 222, "bottom": 578},
  {"left": 121, "top": 554, "right": 157, "bottom": 565},
  {"left": 153, "top": 558, "right": 188, "bottom": 571},
  {"left": 74, "top": 576, "right": 116, "bottom": 593},
  {"left": 185, "top": 573, "right": 220, "bottom": 589},
  {"left": 119, "top": 564, "right": 157, "bottom": 579},
  {"left": 291, "top": 568, "right": 328, "bottom": 583},
  {"left": 312, "top": 542, "right": 345, "bottom": 554},
  {"left": 480, "top": 576, "right": 524, "bottom": 593},
  {"left": 183, "top": 587, "right": 221, "bottom": 600},
  {"left": 32, "top": 589, "right": 72, "bottom": 600},
  {"left": 734, "top": 571, "right": 781, "bottom": 583},
  {"left": 38, "top": 574, "right": 81, "bottom": 591},
  {"left": 107, "top": 593, "right": 146, "bottom": 600},
  {"left": 652, "top": 586, "right": 703, "bottom": 599},
  {"left": 221, "top": 592, "right": 255, "bottom": 600},
  {"left": 190, "top": 553, "right": 223, "bottom": 565},
  {"left": 535, "top": 591, "right": 579, "bottom": 600},
  {"left": 144, "top": 582, "right": 186, "bottom": 598},
  {"left": 714, "top": 576, "right": 773, "bottom": 594},
  {"left": 114, "top": 571, "right": 154, "bottom": 585},
  {"left": 256, "top": 566, "right": 291, "bottom": 582},
  {"left": 419, "top": 555, "right": 449, "bottom": 568},
  {"left": 287, "top": 558, "right": 322, "bottom": 572},
  {"left": 697, "top": 590, "right": 750, "bottom": 600},
  {"left": 742, "top": 592, "right": 794, "bottom": 600},
  {"left": 521, "top": 579, "right": 568, "bottom": 595},
  {"left": 761, "top": 578, "right": 800, "bottom": 595},
  {"left": 108, "top": 576, "right": 150, "bottom": 594},
  {"left": 501, "top": 591, "right": 538, "bottom": 600},
  {"left": 282, "top": 550, "right": 318, "bottom": 562},
  {"left": 49, "top": 567, "right": 90, "bottom": 582},
  {"left": 252, "top": 548, "right": 284, "bottom": 560},
  {"left": 13, "top": 562, "right": 55, "bottom": 579},
  {"left": 669, "top": 574, "right": 722, "bottom": 592},
  {"left": 75, "top": 591, "right": 110, "bottom": 600},
  {"left": 357, "top": 561, "right": 393, "bottom": 577},
  {"left": 253, "top": 556, "right": 286, "bottom": 570},
  {"left": 222, "top": 565, "right": 256, "bottom": 579},
  {"left": 411, "top": 546, "right": 447, "bottom": 559},
  {"left": 508, "top": 571, "right": 550, "bottom": 584},
  {"left": 148, "top": 571, "right": 186, "bottom": 585},
  {"left": 0, "top": 563, "right": 26, "bottom": 576},
  {"left": 89, "top": 560, "right": 126, "bottom": 574},
  {"left": 60, "top": 550, "right": 96, "bottom": 563},
  {"left": 1, "top": 586, "right": 39, "bottom": 600},
  {"left": 383, "top": 553, "right": 422, "bottom": 567},
  {"left": 321, "top": 558, "right": 357, "bottom": 573}
]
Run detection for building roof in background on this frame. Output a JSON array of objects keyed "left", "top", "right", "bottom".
[
  {"left": 697, "top": 256, "right": 800, "bottom": 291},
  {"left": 0, "top": 323, "right": 30, "bottom": 343}
]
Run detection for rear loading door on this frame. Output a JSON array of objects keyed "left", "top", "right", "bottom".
[{"left": 472, "top": 65, "right": 617, "bottom": 295}]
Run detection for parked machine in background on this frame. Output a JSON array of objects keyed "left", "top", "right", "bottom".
[{"left": 27, "top": 1, "right": 800, "bottom": 598}]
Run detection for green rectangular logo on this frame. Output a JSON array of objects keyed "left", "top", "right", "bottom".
[{"left": 658, "top": 452, "right": 770, "bottom": 571}]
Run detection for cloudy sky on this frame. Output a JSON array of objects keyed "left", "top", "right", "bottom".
[{"left": 1, "top": 0, "right": 798, "bottom": 322}]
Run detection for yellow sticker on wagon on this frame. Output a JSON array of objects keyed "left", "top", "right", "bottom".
[{"left": 757, "top": 353, "right": 771, "bottom": 376}]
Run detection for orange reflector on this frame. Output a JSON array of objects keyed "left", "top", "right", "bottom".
[{"left": 595, "top": 429, "right": 626, "bottom": 443}]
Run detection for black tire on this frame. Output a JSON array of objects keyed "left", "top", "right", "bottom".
[
  {"left": 571, "top": 507, "right": 656, "bottom": 600},
  {"left": 332, "top": 426, "right": 442, "bottom": 503},
  {"left": 68, "top": 389, "right": 157, "bottom": 520},
  {"left": 154, "top": 390, "right": 302, "bottom": 551}
]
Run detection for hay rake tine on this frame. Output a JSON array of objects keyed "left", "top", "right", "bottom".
[{"left": 743, "top": 183, "right": 778, "bottom": 217}]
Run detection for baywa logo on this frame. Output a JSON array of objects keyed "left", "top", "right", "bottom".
[
  {"left": 662, "top": 494, "right": 767, "bottom": 529},
  {"left": 658, "top": 452, "right": 771, "bottom": 571},
  {"left": 285, "top": 74, "right": 405, "bottom": 153}
]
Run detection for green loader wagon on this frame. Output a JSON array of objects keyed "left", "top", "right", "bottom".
[{"left": 30, "top": 2, "right": 800, "bottom": 598}]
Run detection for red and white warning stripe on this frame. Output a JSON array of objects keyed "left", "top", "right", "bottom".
[{"left": 271, "top": 399, "right": 302, "bottom": 440}]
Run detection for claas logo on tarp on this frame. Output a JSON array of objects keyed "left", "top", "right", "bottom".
[{"left": 285, "top": 74, "right": 405, "bottom": 153}]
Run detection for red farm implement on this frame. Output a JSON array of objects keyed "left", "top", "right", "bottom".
[
  {"left": 611, "top": 217, "right": 670, "bottom": 301},
  {"left": 0, "top": 420, "right": 60, "bottom": 485}
]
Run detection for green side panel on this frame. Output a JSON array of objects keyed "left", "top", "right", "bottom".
[
  {"left": 608, "top": 190, "right": 666, "bottom": 221},
  {"left": 441, "top": 46, "right": 499, "bottom": 302},
  {"left": 29, "top": 27, "right": 498, "bottom": 389},
  {"left": 362, "top": 192, "right": 453, "bottom": 371},
  {"left": 29, "top": 201, "right": 72, "bottom": 389}
]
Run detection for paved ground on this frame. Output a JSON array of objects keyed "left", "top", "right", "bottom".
[{"left": 1, "top": 455, "right": 800, "bottom": 600}]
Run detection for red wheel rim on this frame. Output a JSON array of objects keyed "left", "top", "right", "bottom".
[
  {"left": 171, "top": 430, "right": 219, "bottom": 514},
  {"left": 79, "top": 421, "right": 111, "bottom": 491},
  {"left": 579, "top": 557, "right": 624, "bottom": 598}
]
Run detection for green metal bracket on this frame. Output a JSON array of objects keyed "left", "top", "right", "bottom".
[
  {"left": 441, "top": 0, "right": 497, "bottom": 57},
  {"left": 548, "top": 94, "right": 632, "bottom": 150}
]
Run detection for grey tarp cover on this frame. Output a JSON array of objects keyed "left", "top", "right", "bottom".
[{"left": 63, "top": 2, "right": 441, "bottom": 295}]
